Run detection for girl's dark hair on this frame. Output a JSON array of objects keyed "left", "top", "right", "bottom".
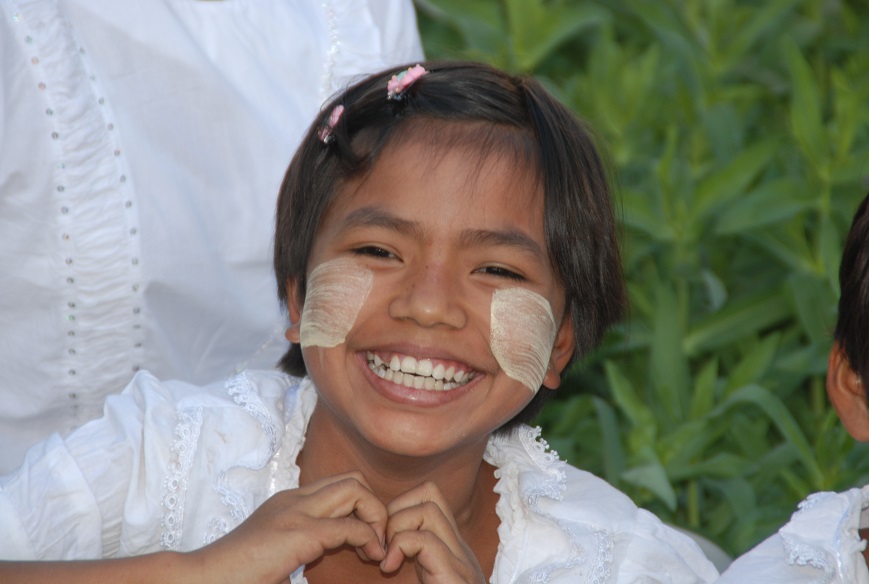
[
  {"left": 835, "top": 191, "right": 869, "bottom": 398},
  {"left": 274, "top": 61, "right": 625, "bottom": 432}
]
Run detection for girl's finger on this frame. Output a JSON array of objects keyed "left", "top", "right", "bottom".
[{"left": 381, "top": 530, "right": 484, "bottom": 583}]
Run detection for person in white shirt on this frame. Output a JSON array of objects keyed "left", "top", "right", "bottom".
[
  {"left": 718, "top": 192, "right": 869, "bottom": 584},
  {"left": 0, "top": 0, "right": 423, "bottom": 474},
  {"left": 0, "top": 60, "right": 719, "bottom": 583}
]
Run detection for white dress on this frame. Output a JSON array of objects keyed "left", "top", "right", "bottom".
[
  {"left": 716, "top": 487, "right": 869, "bottom": 583},
  {"left": 0, "top": 0, "right": 423, "bottom": 473},
  {"left": 0, "top": 371, "right": 719, "bottom": 583}
]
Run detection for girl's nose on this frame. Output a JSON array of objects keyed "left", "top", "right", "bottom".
[{"left": 388, "top": 262, "right": 467, "bottom": 329}]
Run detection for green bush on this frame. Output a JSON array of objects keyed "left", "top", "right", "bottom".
[{"left": 417, "top": 0, "right": 869, "bottom": 555}]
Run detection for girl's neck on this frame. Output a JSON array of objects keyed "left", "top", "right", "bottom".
[{"left": 297, "top": 402, "right": 495, "bottom": 529}]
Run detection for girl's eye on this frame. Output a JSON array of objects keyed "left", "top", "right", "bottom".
[
  {"left": 478, "top": 265, "right": 525, "bottom": 281},
  {"left": 353, "top": 246, "right": 396, "bottom": 259}
]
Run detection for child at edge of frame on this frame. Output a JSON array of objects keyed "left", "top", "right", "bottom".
[
  {"left": 0, "top": 61, "right": 719, "bottom": 584},
  {"left": 718, "top": 191, "right": 869, "bottom": 584}
]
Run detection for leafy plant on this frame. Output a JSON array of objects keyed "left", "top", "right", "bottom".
[{"left": 417, "top": 0, "right": 869, "bottom": 555}]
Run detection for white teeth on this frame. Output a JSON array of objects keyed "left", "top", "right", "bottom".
[
  {"left": 400, "top": 355, "right": 417, "bottom": 374},
  {"left": 416, "top": 359, "right": 433, "bottom": 376},
  {"left": 366, "top": 353, "right": 474, "bottom": 391}
]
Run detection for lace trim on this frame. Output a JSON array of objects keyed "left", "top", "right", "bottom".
[
  {"left": 518, "top": 426, "right": 567, "bottom": 506},
  {"left": 591, "top": 529, "right": 615, "bottom": 584},
  {"left": 226, "top": 371, "right": 279, "bottom": 453},
  {"left": 782, "top": 532, "right": 834, "bottom": 584},
  {"left": 203, "top": 517, "right": 229, "bottom": 546},
  {"left": 211, "top": 372, "right": 282, "bottom": 526},
  {"left": 514, "top": 426, "right": 587, "bottom": 582},
  {"left": 160, "top": 406, "right": 203, "bottom": 550}
]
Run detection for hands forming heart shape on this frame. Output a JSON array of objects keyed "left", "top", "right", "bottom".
[{"left": 193, "top": 472, "right": 488, "bottom": 584}]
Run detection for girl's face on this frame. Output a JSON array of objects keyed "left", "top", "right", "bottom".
[{"left": 286, "top": 136, "right": 575, "bottom": 458}]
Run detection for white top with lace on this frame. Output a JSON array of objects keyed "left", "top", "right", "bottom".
[
  {"left": 0, "top": 371, "right": 719, "bottom": 583},
  {"left": 0, "top": 0, "right": 423, "bottom": 474},
  {"left": 717, "top": 486, "right": 869, "bottom": 584}
]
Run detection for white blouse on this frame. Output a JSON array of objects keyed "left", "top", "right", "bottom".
[
  {"left": 0, "top": 0, "right": 423, "bottom": 473},
  {"left": 0, "top": 371, "right": 719, "bottom": 583},
  {"left": 717, "top": 486, "right": 869, "bottom": 583}
]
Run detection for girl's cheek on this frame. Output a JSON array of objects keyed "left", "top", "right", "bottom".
[
  {"left": 490, "top": 288, "right": 557, "bottom": 394},
  {"left": 300, "top": 258, "right": 373, "bottom": 348}
]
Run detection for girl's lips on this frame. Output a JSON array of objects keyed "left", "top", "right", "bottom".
[
  {"left": 365, "top": 350, "right": 477, "bottom": 391},
  {"left": 356, "top": 350, "right": 483, "bottom": 406}
]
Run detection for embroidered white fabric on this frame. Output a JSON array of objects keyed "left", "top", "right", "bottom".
[
  {"left": 160, "top": 407, "right": 203, "bottom": 550},
  {"left": 719, "top": 485, "right": 869, "bottom": 583}
]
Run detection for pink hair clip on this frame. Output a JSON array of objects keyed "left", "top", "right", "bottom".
[
  {"left": 318, "top": 104, "right": 345, "bottom": 144},
  {"left": 387, "top": 64, "right": 428, "bottom": 100}
]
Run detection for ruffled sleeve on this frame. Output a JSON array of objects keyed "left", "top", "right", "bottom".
[
  {"left": 0, "top": 369, "right": 304, "bottom": 559},
  {"left": 0, "top": 371, "right": 182, "bottom": 559},
  {"left": 717, "top": 487, "right": 869, "bottom": 584},
  {"left": 486, "top": 425, "right": 719, "bottom": 583}
]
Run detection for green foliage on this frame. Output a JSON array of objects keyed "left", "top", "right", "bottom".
[{"left": 417, "top": 0, "right": 869, "bottom": 555}]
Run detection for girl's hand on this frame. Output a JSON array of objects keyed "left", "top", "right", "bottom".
[
  {"left": 380, "top": 482, "right": 486, "bottom": 584},
  {"left": 193, "top": 471, "right": 388, "bottom": 583}
]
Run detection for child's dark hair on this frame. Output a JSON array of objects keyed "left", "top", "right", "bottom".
[
  {"left": 274, "top": 61, "right": 626, "bottom": 431},
  {"left": 835, "top": 191, "right": 869, "bottom": 397}
]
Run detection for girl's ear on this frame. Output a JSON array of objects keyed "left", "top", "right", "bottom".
[
  {"left": 284, "top": 279, "right": 302, "bottom": 344},
  {"left": 827, "top": 341, "right": 869, "bottom": 441},
  {"left": 542, "top": 315, "right": 575, "bottom": 390}
]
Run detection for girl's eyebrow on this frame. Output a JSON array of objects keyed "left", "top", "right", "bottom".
[
  {"left": 340, "top": 206, "right": 545, "bottom": 262},
  {"left": 340, "top": 206, "right": 423, "bottom": 239},
  {"left": 458, "top": 228, "right": 545, "bottom": 263}
]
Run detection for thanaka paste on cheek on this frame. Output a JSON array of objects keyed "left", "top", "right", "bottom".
[
  {"left": 490, "top": 288, "right": 557, "bottom": 393},
  {"left": 299, "top": 258, "right": 373, "bottom": 348}
]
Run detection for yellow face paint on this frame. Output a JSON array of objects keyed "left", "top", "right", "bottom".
[
  {"left": 490, "top": 288, "right": 557, "bottom": 393},
  {"left": 300, "top": 258, "right": 373, "bottom": 348}
]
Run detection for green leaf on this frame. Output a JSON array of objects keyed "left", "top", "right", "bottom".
[
  {"left": 690, "top": 358, "right": 718, "bottom": 420},
  {"left": 787, "top": 272, "right": 836, "bottom": 344},
  {"left": 622, "top": 447, "right": 678, "bottom": 511},
  {"left": 783, "top": 37, "right": 829, "bottom": 170},
  {"left": 712, "top": 385, "right": 824, "bottom": 487},
  {"left": 693, "top": 138, "right": 780, "bottom": 220},
  {"left": 604, "top": 361, "right": 657, "bottom": 444},
  {"left": 683, "top": 290, "right": 791, "bottom": 356},
  {"left": 723, "top": 333, "right": 780, "bottom": 394},
  {"left": 592, "top": 397, "right": 626, "bottom": 484},
  {"left": 504, "top": 0, "right": 607, "bottom": 72},
  {"left": 714, "top": 178, "right": 813, "bottom": 235},
  {"left": 669, "top": 453, "right": 753, "bottom": 481},
  {"left": 651, "top": 283, "right": 689, "bottom": 420}
]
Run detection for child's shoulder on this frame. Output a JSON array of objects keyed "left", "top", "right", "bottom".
[
  {"left": 719, "top": 485, "right": 869, "bottom": 584},
  {"left": 487, "top": 425, "right": 719, "bottom": 583}
]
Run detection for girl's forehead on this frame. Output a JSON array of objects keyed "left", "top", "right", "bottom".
[{"left": 335, "top": 137, "right": 544, "bottom": 221}]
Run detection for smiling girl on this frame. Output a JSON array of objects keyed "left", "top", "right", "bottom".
[{"left": 0, "top": 61, "right": 718, "bottom": 583}]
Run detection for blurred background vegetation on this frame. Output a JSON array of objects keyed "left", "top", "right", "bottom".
[{"left": 415, "top": 0, "right": 869, "bottom": 557}]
